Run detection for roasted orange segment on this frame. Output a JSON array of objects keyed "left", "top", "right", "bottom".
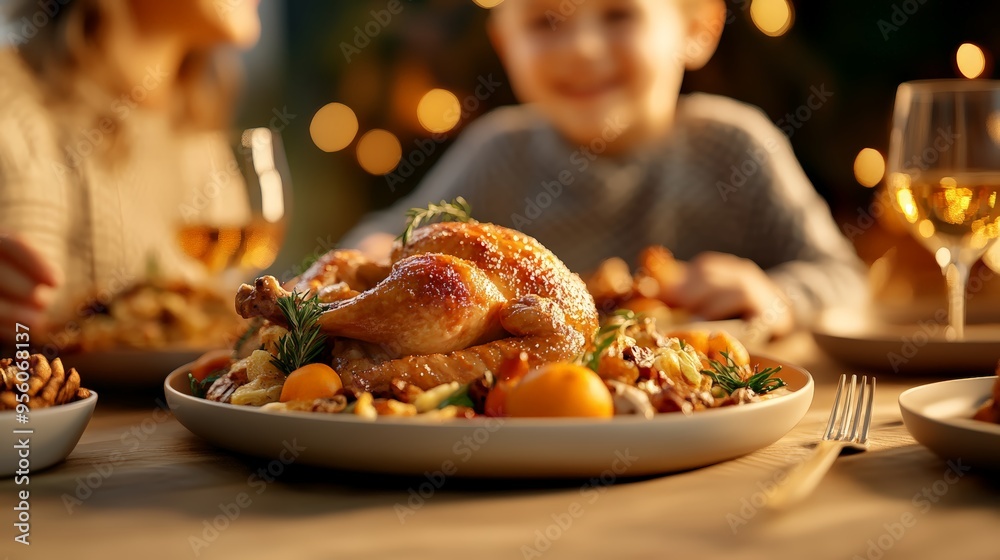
[
  {"left": 279, "top": 363, "right": 343, "bottom": 403},
  {"left": 666, "top": 329, "right": 749, "bottom": 369},
  {"left": 506, "top": 363, "right": 614, "bottom": 418}
]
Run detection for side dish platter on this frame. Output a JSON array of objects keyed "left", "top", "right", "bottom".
[{"left": 165, "top": 355, "right": 813, "bottom": 478}]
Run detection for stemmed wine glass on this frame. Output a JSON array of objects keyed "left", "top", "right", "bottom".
[
  {"left": 886, "top": 80, "right": 1000, "bottom": 340},
  {"left": 176, "top": 127, "right": 292, "bottom": 290}
]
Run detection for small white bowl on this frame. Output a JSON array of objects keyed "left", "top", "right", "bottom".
[
  {"left": 899, "top": 377, "right": 1000, "bottom": 470},
  {"left": 0, "top": 392, "right": 98, "bottom": 477}
]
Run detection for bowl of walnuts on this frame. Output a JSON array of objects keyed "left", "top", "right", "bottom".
[{"left": 1, "top": 355, "right": 97, "bottom": 477}]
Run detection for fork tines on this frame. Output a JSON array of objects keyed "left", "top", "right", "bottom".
[{"left": 824, "top": 374, "right": 876, "bottom": 445}]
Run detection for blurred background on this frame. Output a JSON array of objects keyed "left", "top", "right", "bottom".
[{"left": 238, "top": 0, "right": 1000, "bottom": 316}]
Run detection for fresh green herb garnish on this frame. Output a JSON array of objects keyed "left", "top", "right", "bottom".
[
  {"left": 397, "top": 197, "right": 473, "bottom": 246},
  {"left": 270, "top": 292, "right": 328, "bottom": 376},
  {"left": 437, "top": 384, "right": 475, "bottom": 409},
  {"left": 189, "top": 371, "right": 224, "bottom": 399},
  {"left": 702, "top": 352, "right": 785, "bottom": 395},
  {"left": 579, "top": 309, "right": 640, "bottom": 373}
]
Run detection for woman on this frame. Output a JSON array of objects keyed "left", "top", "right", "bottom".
[{"left": 0, "top": 0, "right": 261, "bottom": 343}]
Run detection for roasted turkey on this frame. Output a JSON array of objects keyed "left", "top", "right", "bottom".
[{"left": 236, "top": 222, "right": 599, "bottom": 395}]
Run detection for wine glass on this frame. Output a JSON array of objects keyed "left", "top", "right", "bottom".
[
  {"left": 176, "top": 127, "right": 292, "bottom": 290},
  {"left": 886, "top": 80, "right": 1000, "bottom": 340}
]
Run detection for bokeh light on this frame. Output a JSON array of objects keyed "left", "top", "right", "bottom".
[
  {"left": 309, "top": 103, "right": 359, "bottom": 152},
  {"left": 956, "top": 43, "right": 986, "bottom": 79},
  {"left": 417, "top": 89, "right": 462, "bottom": 133},
  {"left": 853, "top": 148, "right": 886, "bottom": 188},
  {"left": 356, "top": 129, "right": 402, "bottom": 175},
  {"left": 750, "top": 0, "right": 793, "bottom": 37},
  {"left": 935, "top": 247, "right": 951, "bottom": 268},
  {"left": 917, "top": 219, "right": 935, "bottom": 239}
]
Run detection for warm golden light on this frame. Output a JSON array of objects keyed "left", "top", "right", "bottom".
[
  {"left": 895, "top": 187, "right": 919, "bottom": 224},
  {"left": 853, "top": 148, "right": 885, "bottom": 188},
  {"left": 917, "top": 219, "right": 935, "bottom": 239},
  {"left": 750, "top": 0, "right": 793, "bottom": 37},
  {"left": 889, "top": 173, "right": 917, "bottom": 224},
  {"left": 472, "top": 0, "right": 504, "bottom": 7},
  {"left": 956, "top": 43, "right": 986, "bottom": 79},
  {"left": 935, "top": 247, "right": 951, "bottom": 268},
  {"left": 309, "top": 103, "right": 359, "bottom": 152},
  {"left": 940, "top": 177, "right": 973, "bottom": 225},
  {"left": 417, "top": 89, "right": 462, "bottom": 133},
  {"left": 356, "top": 129, "right": 402, "bottom": 175}
]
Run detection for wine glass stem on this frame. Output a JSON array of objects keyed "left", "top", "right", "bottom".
[{"left": 943, "top": 260, "right": 971, "bottom": 340}]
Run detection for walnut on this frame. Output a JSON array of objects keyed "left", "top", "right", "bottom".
[{"left": 0, "top": 355, "right": 91, "bottom": 410}]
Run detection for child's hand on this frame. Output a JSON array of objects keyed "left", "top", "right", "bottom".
[
  {"left": 0, "top": 232, "right": 61, "bottom": 333},
  {"left": 660, "top": 252, "right": 795, "bottom": 338}
]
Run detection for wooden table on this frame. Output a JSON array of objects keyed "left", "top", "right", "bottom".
[{"left": 4, "top": 333, "right": 998, "bottom": 560}]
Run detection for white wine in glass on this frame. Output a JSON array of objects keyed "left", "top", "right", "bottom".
[
  {"left": 176, "top": 128, "right": 291, "bottom": 287},
  {"left": 886, "top": 80, "right": 1000, "bottom": 339}
]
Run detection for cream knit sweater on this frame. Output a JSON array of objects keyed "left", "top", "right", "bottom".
[{"left": 0, "top": 49, "right": 242, "bottom": 326}]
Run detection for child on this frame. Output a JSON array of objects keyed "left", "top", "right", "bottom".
[{"left": 340, "top": 0, "right": 867, "bottom": 337}]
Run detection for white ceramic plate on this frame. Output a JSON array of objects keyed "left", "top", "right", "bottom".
[
  {"left": 0, "top": 392, "right": 98, "bottom": 477},
  {"left": 811, "top": 308, "right": 1000, "bottom": 375},
  {"left": 164, "top": 356, "right": 813, "bottom": 478},
  {"left": 899, "top": 377, "right": 1000, "bottom": 470},
  {"left": 60, "top": 349, "right": 214, "bottom": 388}
]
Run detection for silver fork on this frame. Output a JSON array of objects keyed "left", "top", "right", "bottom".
[{"left": 767, "top": 374, "right": 876, "bottom": 509}]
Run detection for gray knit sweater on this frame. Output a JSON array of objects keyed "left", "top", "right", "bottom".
[{"left": 340, "top": 94, "right": 868, "bottom": 325}]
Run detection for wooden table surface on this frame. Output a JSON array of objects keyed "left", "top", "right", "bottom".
[{"left": 4, "top": 333, "right": 998, "bottom": 560}]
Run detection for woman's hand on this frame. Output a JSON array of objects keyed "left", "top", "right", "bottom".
[
  {"left": 0, "top": 232, "right": 61, "bottom": 333},
  {"left": 659, "top": 252, "right": 795, "bottom": 338}
]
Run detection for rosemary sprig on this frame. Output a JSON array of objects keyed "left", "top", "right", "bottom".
[
  {"left": 702, "top": 351, "right": 785, "bottom": 395},
  {"left": 397, "top": 197, "right": 473, "bottom": 246},
  {"left": 189, "top": 371, "right": 224, "bottom": 399},
  {"left": 270, "top": 292, "right": 329, "bottom": 376},
  {"left": 579, "top": 309, "right": 639, "bottom": 372}
]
